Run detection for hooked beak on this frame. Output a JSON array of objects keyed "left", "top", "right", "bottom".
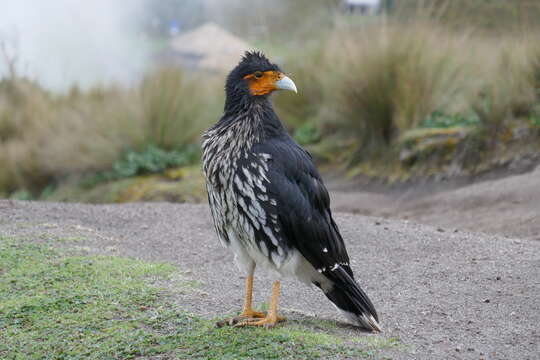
[{"left": 275, "top": 75, "right": 298, "bottom": 94}]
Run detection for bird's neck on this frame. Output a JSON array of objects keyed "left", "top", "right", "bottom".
[{"left": 220, "top": 97, "right": 286, "bottom": 141}]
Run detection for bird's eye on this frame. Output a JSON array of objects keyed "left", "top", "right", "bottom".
[{"left": 254, "top": 71, "right": 263, "bottom": 79}]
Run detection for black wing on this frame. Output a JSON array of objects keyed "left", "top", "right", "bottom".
[
  {"left": 251, "top": 135, "right": 379, "bottom": 325},
  {"left": 252, "top": 135, "right": 352, "bottom": 276}
]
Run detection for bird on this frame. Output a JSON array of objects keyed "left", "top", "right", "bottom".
[{"left": 202, "top": 51, "right": 380, "bottom": 331}]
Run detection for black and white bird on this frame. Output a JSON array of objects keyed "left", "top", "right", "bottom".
[{"left": 202, "top": 51, "right": 380, "bottom": 331}]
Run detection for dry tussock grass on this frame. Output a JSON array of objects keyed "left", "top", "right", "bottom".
[
  {"left": 0, "top": 68, "right": 220, "bottom": 193},
  {"left": 309, "top": 19, "right": 540, "bottom": 159},
  {"left": 470, "top": 35, "right": 540, "bottom": 134},
  {"left": 322, "top": 22, "right": 473, "bottom": 154}
]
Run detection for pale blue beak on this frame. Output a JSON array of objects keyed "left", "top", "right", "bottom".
[{"left": 275, "top": 76, "right": 298, "bottom": 93}]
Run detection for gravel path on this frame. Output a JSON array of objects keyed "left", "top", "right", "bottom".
[{"left": 1, "top": 200, "right": 539, "bottom": 359}]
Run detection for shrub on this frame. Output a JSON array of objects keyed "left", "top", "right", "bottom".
[
  {"left": 323, "top": 21, "right": 472, "bottom": 158},
  {"left": 471, "top": 36, "right": 540, "bottom": 147},
  {"left": 274, "top": 44, "right": 329, "bottom": 131},
  {"left": 0, "top": 78, "right": 58, "bottom": 191}
]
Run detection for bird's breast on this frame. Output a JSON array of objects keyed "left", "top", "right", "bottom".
[{"left": 202, "top": 134, "right": 288, "bottom": 265}]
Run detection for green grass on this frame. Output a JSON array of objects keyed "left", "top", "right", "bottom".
[
  {"left": 175, "top": 321, "right": 395, "bottom": 359},
  {"left": 0, "top": 237, "right": 398, "bottom": 359},
  {"left": 0, "top": 238, "right": 178, "bottom": 359}
]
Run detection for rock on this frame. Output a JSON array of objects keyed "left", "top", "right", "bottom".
[{"left": 399, "top": 127, "right": 471, "bottom": 165}]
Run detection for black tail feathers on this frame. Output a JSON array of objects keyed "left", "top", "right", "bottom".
[{"left": 321, "top": 267, "right": 381, "bottom": 332}]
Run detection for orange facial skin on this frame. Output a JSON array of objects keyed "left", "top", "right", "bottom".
[{"left": 243, "top": 71, "right": 285, "bottom": 96}]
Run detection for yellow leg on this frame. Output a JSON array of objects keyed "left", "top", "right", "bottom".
[
  {"left": 238, "top": 275, "right": 266, "bottom": 319},
  {"left": 216, "top": 275, "right": 266, "bottom": 327},
  {"left": 235, "top": 280, "right": 286, "bottom": 328}
]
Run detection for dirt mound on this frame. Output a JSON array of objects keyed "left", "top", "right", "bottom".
[
  {"left": 331, "top": 167, "right": 540, "bottom": 240},
  {"left": 169, "top": 22, "right": 252, "bottom": 72},
  {"left": 397, "top": 166, "right": 540, "bottom": 240}
]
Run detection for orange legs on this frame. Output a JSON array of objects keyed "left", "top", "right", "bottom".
[
  {"left": 234, "top": 280, "right": 286, "bottom": 328},
  {"left": 238, "top": 274, "right": 266, "bottom": 319},
  {"left": 217, "top": 277, "right": 286, "bottom": 328}
]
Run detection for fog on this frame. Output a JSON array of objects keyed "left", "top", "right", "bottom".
[
  {"left": 0, "top": 0, "right": 334, "bottom": 91},
  {"left": 0, "top": 0, "right": 148, "bottom": 91}
]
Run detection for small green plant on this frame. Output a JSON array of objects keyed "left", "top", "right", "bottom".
[
  {"left": 420, "top": 111, "right": 480, "bottom": 129},
  {"left": 82, "top": 144, "right": 199, "bottom": 187},
  {"left": 38, "top": 184, "right": 57, "bottom": 200},
  {"left": 110, "top": 145, "right": 198, "bottom": 178},
  {"left": 8, "top": 189, "right": 34, "bottom": 201},
  {"left": 531, "top": 105, "right": 540, "bottom": 128},
  {"left": 294, "top": 122, "right": 321, "bottom": 145}
]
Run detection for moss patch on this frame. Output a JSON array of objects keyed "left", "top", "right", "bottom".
[{"left": 47, "top": 165, "right": 206, "bottom": 204}]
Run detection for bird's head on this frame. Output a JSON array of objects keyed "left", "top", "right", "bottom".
[{"left": 224, "top": 51, "right": 297, "bottom": 112}]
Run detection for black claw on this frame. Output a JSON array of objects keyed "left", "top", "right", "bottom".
[{"left": 216, "top": 320, "right": 227, "bottom": 328}]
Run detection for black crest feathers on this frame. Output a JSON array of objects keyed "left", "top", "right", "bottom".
[{"left": 236, "top": 51, "right": 280, "bottom": 77}]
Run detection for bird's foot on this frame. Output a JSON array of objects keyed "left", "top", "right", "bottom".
[
  {"left": 229, "top": 309, "right": 267, "bottom": 325},
  {"left": 216, "top": 309, "right": 267, "bottom": 328},
  {"left": 239, "top": 309, "right": 267, "bottom": 319},
  {"left": 233, "top": 314, "right": 286, "bottom": 329}
]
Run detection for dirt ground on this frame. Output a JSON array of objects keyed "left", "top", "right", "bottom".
[{"left": 1, "top": 189, "right": 539, "bottom": 359}]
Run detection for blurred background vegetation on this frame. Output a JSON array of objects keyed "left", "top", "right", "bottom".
[{"left": 1, "top": 0, "right": 539, "bottom": 202}]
